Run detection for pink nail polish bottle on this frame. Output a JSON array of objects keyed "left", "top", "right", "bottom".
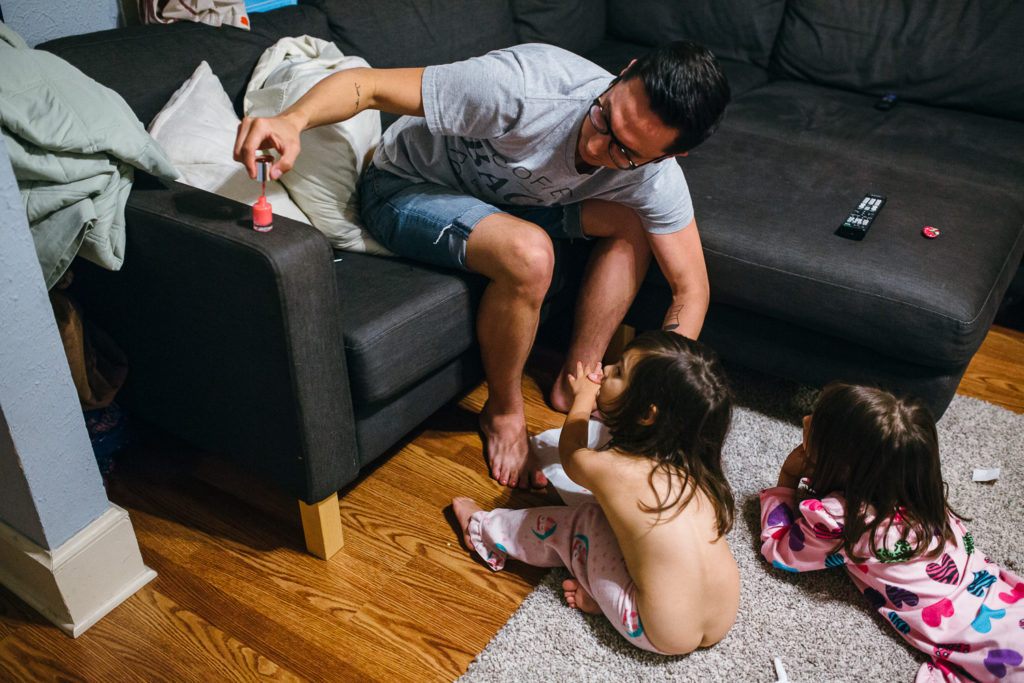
[
  {"left": 252, "top": 195, "right": 273, "bottom": 232},
  {"left": 253, "top": 157, "right": 273, "bottom": 232}
]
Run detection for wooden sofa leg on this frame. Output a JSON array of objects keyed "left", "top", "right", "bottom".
[{"left": 298, "top": 493, "right": 344, "bottom": 560}]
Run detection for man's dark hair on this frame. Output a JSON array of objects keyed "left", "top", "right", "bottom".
[{"left": 620, "top": 40, "right": 731, "bottom": 155}]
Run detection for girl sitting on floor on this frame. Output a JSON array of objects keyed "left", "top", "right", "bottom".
[
  {"left": 454, "top": 331, "right": 740, "bottom": 655},
  {"left": 760, "top": 382, "right": 1023, "bottom": 682}
]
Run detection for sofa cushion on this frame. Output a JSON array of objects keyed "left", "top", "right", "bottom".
[
  {"left": 511, "top": 0, "right": 605, "bottom": 55},
  {"left": 304, "top": 0, "right": 520, "bottom": 69},
  {"left": 717, "top": 81, "right": 1024, "bottom": 198},
  {"left": 772, "top": 0, "right": 1024, "bottom": 122},
  {"left": 334, "top": 252, "right": 481, "bottom": 406},
  {"left": 38, "top": 4, "right": 332, "bottom": 126},
  {"left": 604, "top": 0, "right": 786, "bottom": 68},
  {"left": 668, "top": 80, "right": 1024, "bottom": 369}
]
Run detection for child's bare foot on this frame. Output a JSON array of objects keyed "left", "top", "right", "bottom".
[
  {"left": 480, "top": 400, "right": 547, "bottom": 489},
  {"left": 562, "top": 578, "right": 601, "bottom": 614},
  {"left": 452, "top": 497, "right": 483, "bottom": 549}
]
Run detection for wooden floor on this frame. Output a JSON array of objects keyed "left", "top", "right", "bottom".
[{"left": 1, "top": 326, "right": 1022, "bottom": 682}]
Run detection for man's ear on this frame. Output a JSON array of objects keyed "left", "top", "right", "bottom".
[
  {"left": 619, "top": 59, "right": 637, "bottom": 77},
  {"left": 639, "top": 404, "right": 658, "bottom": 426}
]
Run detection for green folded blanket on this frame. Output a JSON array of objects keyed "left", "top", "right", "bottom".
[{"left": 0, "top": 21, "right": 176, "bottom": 289}]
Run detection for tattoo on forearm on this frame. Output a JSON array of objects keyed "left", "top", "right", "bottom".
[
  {"left": 663, "top": 304, "right": 684, "bottom": 331},
  {"left": 354, "top": 82, "right": 361, "bottom": 110}
]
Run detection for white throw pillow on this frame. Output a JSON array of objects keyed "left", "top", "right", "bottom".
[
  {"left": 244, "top": 36, "right": 390, "bottom": 254},
  {"left": 147, "top": 61, "right": 310, "bottom": 225}
]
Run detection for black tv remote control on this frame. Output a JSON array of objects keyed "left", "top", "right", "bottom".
[{"left": 836, "top": 194, "right": 885, "bottom": 240}]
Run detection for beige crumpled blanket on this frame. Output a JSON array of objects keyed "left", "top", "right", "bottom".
[{"left": 137, "top": 0, "right": 251, "bottom": 30}]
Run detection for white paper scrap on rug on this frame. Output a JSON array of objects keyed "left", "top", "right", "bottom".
[{"left": 460, "top": 373, "right": 1024, "bottom": 683}]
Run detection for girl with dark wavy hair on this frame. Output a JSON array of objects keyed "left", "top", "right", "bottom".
[
  {"left": 761, "top": 382, "right": 1024, "bottom": 682},
  {"left": 454, "top": 331, "right": 739, "bottom": 655}
]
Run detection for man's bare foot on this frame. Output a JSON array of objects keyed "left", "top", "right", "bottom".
[
  {"left": 480, "top": 400, "right": 548, "bottom": 489},
  {"left": 550, "top": 365, "right": 601, "bottom": 417},
  {"left": 452, "top": 497, "right": 483, "bottom": 549},
  {"left": 562, "top": 578, "right": 601, "bottom": 614},
  {"left": 548, "top": 369, "right": 574, "bottom": 413}
]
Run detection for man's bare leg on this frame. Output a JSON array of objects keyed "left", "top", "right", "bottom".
[
  {"left": 549, "top": 200, "right": 651, "bottom": 412},
  {"left": 466, "top": 214, "right": 553, "bottom": 488}
]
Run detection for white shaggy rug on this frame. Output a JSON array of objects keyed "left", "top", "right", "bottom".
[{"left": 459, "top": 370, "right": 1024, "bottom": 682}]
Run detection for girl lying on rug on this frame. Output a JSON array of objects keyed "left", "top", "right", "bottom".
[
  {"left": 454, "top": 331, "right": 739, "bottom": 655},
  {"left": 761, "top": 382, "right": 1024, "bottom": 683}
]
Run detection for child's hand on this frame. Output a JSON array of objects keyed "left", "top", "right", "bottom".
[
  {"left": 567, "top": 361, "right": 603, "bottom": 398},
  {"left": 778, "top": 443, "right": 814, "bottom": 488}
]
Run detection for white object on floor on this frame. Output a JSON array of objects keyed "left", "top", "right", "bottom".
[
  {"left": 972, "top": 467, "right": 1000, "bottom": 482},
  {"left": 774, "top": 658, "right": 790, "bottom": 683},
  {"left": 529, "top": 422, "right": 610, "bottom": 506}
]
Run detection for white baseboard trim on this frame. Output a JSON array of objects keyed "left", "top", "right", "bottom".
[{"left": 0, "top": 504, "right": 156, "bottom": 637}]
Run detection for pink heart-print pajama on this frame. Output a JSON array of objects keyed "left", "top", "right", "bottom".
[
  {"left": 467, "top": 501, "right": 667, "bottom": 653},
  {"left": 760, "top": 486, "right": 1024, "bottom": 682}
]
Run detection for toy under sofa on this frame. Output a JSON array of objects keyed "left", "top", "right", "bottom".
[{"left": 39, "top": 0, "right": 1024, "bottom": 558}]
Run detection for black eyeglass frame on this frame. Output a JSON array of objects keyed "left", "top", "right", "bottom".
[{"left": 588, "top": 79, "right": 674, "bottom": 171}]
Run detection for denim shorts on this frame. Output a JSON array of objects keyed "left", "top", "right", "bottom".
[{"left": 357, "top": 163, "right": 586, "bottom": 271}]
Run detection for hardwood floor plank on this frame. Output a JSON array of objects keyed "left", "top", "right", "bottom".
[
  {"left": 91, "top": 587, "right": 304, "bottom": 683},
  {"left": 0, "top": 586, "right": 284, "bottom": 683},
  {"left": 346, "top": 557, "right": 529, "bottom": 683},
  {"left": 0, "top": 585, "right": 44, "bottom": 641},
  {"left": 957, "top": 326, "right": 1024, "bottom": 414},
  {"left": 1, "top": 626, "right": 136, "bottom": 683},
  {"left": 138, "top": 548, "right": 365, "bottom": 681}
]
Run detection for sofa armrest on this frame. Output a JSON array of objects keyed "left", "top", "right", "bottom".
[{"left": 76, "top": 182, "right": 360, "bottom": 502}]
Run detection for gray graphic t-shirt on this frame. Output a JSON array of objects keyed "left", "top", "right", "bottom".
[{"left": 373, "top": 43, "right": 694, "bottom": 234}]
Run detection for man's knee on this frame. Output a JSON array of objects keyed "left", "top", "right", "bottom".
[
  {"left": 468, "top": 214, "right": 555, "bottom": 297},
  {"left": 508, "top": 227, "right": 555, "bottom": 283}
]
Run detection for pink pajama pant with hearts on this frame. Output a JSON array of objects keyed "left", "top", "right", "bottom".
[{"left": 467, "top": 501, "right": 667, "bottom": 653}]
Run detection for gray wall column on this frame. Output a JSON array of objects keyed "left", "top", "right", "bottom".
[{"left": 0, "top": 135, "right": 111, "bottom": 550}]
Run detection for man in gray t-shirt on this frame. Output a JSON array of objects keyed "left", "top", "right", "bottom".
[
  {"left": 376, "top": 44, "right": 693, "bottom": 234},
  {"left": 235, "top": 41, "right": 730, "bottom": 490}
]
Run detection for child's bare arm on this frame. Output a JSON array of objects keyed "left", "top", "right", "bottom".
[
  {"left": 559, "top": 361, "right": 603, "bottom": 486},
  {"left": 777, "top": 444, "right": 814, "bottom": 488}
]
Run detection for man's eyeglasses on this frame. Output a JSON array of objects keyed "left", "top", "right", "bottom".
[{"left": 588, "top": 81, "right": 672, "bottom": 171}]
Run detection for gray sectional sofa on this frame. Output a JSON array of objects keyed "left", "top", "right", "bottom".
[{"left": 40, "top": 0, "right": 1024, "bottom": 557}]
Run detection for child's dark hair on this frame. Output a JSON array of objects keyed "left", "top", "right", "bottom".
[
  {"left": 601, "top": 330, "right": 734, "bottom": 537},
  {"left": 805, "top": 382, "right": 957, "bottom": 562}
]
